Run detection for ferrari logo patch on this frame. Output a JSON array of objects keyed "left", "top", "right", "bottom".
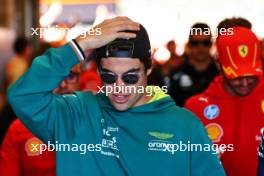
[{"left": 238, "top": 45, "right": 248, "bottom": 58}]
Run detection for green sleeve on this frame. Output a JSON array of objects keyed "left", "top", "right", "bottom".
[
  {"left": 7, "top": 44, "right": 81, "bottom": 143},
  {"left": 190, "top": 118, "right": 226, "bottom": 176}
]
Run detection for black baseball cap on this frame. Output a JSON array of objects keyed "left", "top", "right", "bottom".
[{"left": 95, "top": 24, "right": 152, "bottom": 69}]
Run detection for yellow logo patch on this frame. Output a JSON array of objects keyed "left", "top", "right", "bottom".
[
  {"left": 238, "top": 45, "right": 248, "bottom": 58},
  {"left": 222, "top": 66, "right": 238, "bottom": 77},
  {"left": 261, "top": 100, "right": 264, "bottom": 113},
  {"left": 25, "top": 137, "right": 43, "bottom": 156},
  {"left": 206, "top": 123, "right": 223, "bottom": 143}
]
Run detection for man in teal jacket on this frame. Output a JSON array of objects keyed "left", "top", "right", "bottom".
[{"left": 7, "top": 17, "right": 225, "bottom": 175}]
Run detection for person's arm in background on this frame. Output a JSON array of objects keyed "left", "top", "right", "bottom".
[
  {"left": 0, "top": 122, "right": 21, "bottom": 176},
  {"left": 7, "top": 17, "right": 140, "bottom": 143}
]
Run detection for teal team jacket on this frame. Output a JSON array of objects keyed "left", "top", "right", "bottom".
[{"left": 8, "top": 44, "right": 225, "bottom": 176}]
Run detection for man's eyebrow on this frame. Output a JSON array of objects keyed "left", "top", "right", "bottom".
[
  {"left": 100, "top": 68, "right": 140, "bottom": 74},
  {"left": 100, "top": 68, "right": 113, "bottom": 73},
  {"left": 124, "top": 68, "right": 140, "bottom": 74}
]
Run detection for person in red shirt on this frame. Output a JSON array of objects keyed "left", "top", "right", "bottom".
[
  {"left": 79, "top": 60, "right": 102, "bottom": 94},
  {"left": 0, "top": 119, "right": 56, "bottom": 176},
  {"left": 0, "top": 67, "right": 81, "bottom": 176},
  {"left": 185, "top": 27, "right": 264, "bottom": 176}
]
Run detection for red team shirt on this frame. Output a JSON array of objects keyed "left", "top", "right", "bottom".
[
  {"left": 0, "top": 119, "right": 55, "bottom": 176},
  {"left": 185, "top": 76, "right": 264, "bottom": 176}
]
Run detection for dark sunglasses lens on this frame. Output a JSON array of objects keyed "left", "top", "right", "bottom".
[
  {"left": 190, "top": 40, "right": 199, "bottom": 46},
  {"left": 122, "top": 74, "right": 139, "bottom": 84},
  {"left": 203, "top": 40, "right": 212, "bottom": 46},
  {"left": 190, "top": 40, "right": 211, "bottom": 47},
  {"left": 100, "top": 73, "right": 117, "bottom": 84}
]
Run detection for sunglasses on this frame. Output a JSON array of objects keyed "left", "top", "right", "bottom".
[
  {"left": 189, "top": 39, "right": 212, "bottom": 47},
  {"left": 99, "top": 69, "right": 143, "bottom": 85}
]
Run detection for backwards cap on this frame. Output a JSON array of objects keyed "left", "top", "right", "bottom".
[{"left": 95, "top": 24, "right": 151, "bottom": 69}]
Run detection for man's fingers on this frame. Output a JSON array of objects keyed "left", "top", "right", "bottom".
[
  {"left": 112, "top": 23, "right": 140, "bottom": 33},
  {"left": 102, "top": 20, "right": 139, "bottom": 31},
  {"left": 100, "top": 18, "right": 112, "bottom": 26},
  {"left": 99, "top": 16, "right": 132, "bottom": 27},
  {"left": 111, "top": 16, "right": 131, "bottom": 23},
  {"left": 76, "top": 16, "right": 139, "bottom": 50},
  {"left": 112, "top": 20, "right": 140, "bottom": 29},
  {"left": 116, "top": 32, "right": 137, "bottom": 39},
  {"left": 102, "top": 16, "right": 139, "bottom": 28}
]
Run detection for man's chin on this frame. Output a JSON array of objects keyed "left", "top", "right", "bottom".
[
  {"left": 111, "top": 101, "right": 131, "bottom": 111},
  {"left": 234, "top": 89, "right": 252, "bottom": 97},
  {"left": 109, "top": 97, "right": 130, "bottom": 111}
]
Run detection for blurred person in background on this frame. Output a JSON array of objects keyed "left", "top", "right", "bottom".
[
  {"left": 185, "top": 26, "right": 264, "bottom": 176},
  {"left": 169, "top": 23, "right": 219, "bottom": 106},
  {"left": 148, "top": 40, "right": 183, "bottom": 89},
  {"left": 216, "top": 17, "right": 252, "bottom": 32},
  {"left": 0, "top": 37, "right": 33, "bottom": 146},
  {"left": 166, "top": 40, "right": 183, "bottom": 70},
  {"left": 0, "top": 64, "right": 81, "bottom": 176},
  {"left": 79, "top": 59, "right": 102, "bottom": 94},
  {"left": 260, "top": 39, "right": 264, "bottom": 70},
  {"left": 0, "top": 29, "right": 15, "bottom": 112},
  {"left": 70, "top": 48, "right": 102, "bottom": 94},
  {"left": 5, "top": 36, "right": 33, "bottom": 86}
]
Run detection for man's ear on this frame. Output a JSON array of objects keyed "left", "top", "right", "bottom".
[{"left": 146, "top": 68, "right": 152, "bottom": 76}]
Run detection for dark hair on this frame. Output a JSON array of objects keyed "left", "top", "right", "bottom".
[
  {"left": 216, "top": 17, "right": 252, "bottom": 36},
  {"left": 13, "top": 36, "right": 31, "bottom": 54},
  {"left": 189, "top": 23, "right": 211, "bottom": 41},
  {"left": 166, "top": 40, "right": 176, "bottom": 47}
]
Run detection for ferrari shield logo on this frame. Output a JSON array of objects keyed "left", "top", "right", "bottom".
[{"left": 238, "top": 45, "right": 248, "bottom": 58}]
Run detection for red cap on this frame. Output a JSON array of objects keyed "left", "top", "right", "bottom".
[{"left": 216, "top": 27, "right": 263, "bottom": 79}]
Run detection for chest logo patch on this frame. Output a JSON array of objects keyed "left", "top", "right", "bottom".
[
  {"left": 204, "top": 104, "right": 220, "bottom": 120},
  {"left": 148, "top": 131, "right": 174, "bottom": 140},
  {"left": 261, "top": 100, "right": 264, "bottom": 113},
  {"left": 25, "top": 137, "right": 43, "bottom": 156},
  {"left": 206, "top": 123, "right": 223, "bottom": 143}
]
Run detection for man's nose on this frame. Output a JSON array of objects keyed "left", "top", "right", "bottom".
[
  {"left": 115, "top": 76, "right": 124, "bottom": 86},
  {"left": 240, "top": 78, "right": 249, "bottom": 87}
]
